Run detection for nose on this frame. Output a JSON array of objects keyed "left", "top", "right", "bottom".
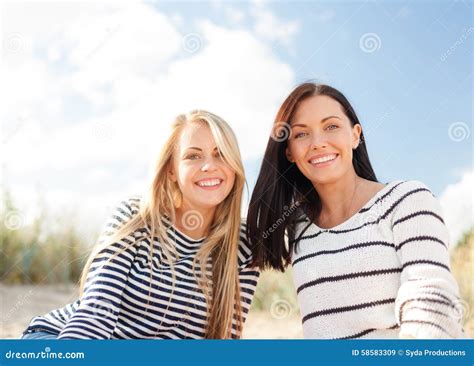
[
  {"left": 201, "top": 156, "right": 219, "bottom": 172},
  {"left": 310, "top": 133, "right": 327, "bottom": 150}
]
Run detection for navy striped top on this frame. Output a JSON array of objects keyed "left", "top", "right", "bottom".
[
  {"left": 291, "top": 180, "right": 465, "bottom": 339},
  {"left": 22, "top": 196, "right": 260, "bottom": 339}
]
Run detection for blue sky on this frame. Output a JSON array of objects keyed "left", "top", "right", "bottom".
[
  {"left": 158, "top": 0, "right": 473, "bottom": 194},
  {"left": 1, "top": 0, "right": 472, "bottom": 243},
  {"left": 152, "top": 0, "right": 473, "bottom": 194}
]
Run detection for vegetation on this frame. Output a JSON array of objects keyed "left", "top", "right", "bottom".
[{"left": 1, "top": 191, "right": 472, "bottom": 335}]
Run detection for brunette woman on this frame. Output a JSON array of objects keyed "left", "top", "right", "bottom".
[{"left": 247, "top": 83, "right": 464, "bottom": 339}]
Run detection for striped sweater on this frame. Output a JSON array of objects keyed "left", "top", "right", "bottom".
[
  {"left": 22, "top": 196, "right": 259, "bottom": 339},
  {"left": 291, "top": 180, "right": 465, "bottom": 339}
]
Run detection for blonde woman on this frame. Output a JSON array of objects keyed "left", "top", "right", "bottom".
[{"left": 22, "top": 110, "right": 259, "bottom": 339}]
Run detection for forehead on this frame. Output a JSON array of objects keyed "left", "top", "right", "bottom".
[
  {"left": 292, "top": 95, "right": 344, "bottom": 124},
  {"left": 178, "top": 122, "right": 216, "bottom": 149}
]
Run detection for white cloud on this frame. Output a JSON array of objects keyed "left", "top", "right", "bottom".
[
  {"left": 1, "top": 1, "right": 295, "bottom": 235},
  {"left": 62, "top": 4, "right": 181, "bottom": 106},
  {"left": 315, "top": 9, "right": 335, "bottom": 23},
  {"left": 156, "top": 20, "right": 294, "bottom": 158},
  {"left": 224, "top": 7, "right": 245, "bottom": 24},
  {"left": 439, "top": 171, "right": 474, "bottom": 247},
  {"left": 250, "top": 1, "right": 300, "bottom": 46}
]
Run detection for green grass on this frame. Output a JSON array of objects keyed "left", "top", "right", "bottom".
[
  {"left": 250, "top": 267, "right": 299, "bottom": 313},
  {"left": 0, "top": 190, "right": 87, "bottom": 284},
  {"left": 1, "top": 189, "right": 472, "bottom": 334},
  {"left": 450, "top": 227, "right": 474, "bottom": 334}
]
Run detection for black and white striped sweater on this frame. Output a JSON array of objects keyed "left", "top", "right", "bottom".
[
  {"left": 291, "top": 180, "right": 465, "bottom": 339},
  {"left": 23, "top": 196, "right": 259, "bottom": 339}
]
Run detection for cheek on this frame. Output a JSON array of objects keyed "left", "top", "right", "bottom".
[
  {"left": 333, "top": 135, "right": 354, "bottom": 156},
  {"left": 177, "top": 164, "right": 196, "bottom": 189},
  {"left": 223, "top": 167, "right": 236, "bottom": 189},
  {"left": 288, "top": 141, "right": 307, "bottom": 161},
  {"left": 215, "top": 163, "right": 236, "bottom": 194}
]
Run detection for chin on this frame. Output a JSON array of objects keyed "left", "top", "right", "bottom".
[
  {"left": 308, "top": 172, "right": 344, "bottom": 186},
  {"left": 193, "top": 196, "right": 226, "bottom": 209}
]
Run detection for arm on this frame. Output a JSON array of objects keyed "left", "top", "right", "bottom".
[
  {"left": 237, "top": 222, "right": 260, "bottom": 323},
  {"left": 58, "top": 198, "right": 139, "bottom": 339},
  {"left": 392, "top": 181, "right": 465, "bottom": 339}
]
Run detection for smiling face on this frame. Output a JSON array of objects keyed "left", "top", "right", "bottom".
[
  {"left": 286, "top": 95, "right": 362, "bottom": 185},
  {"left": 168, "top": 122, "right": 236, "bottom": 210}
]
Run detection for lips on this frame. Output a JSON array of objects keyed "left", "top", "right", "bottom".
[
  {"left": 195, "top": 178, "right": 223, "bottom": 188},
  {"left": 308, "top": 153, "right": 339, "bottom": 166}
]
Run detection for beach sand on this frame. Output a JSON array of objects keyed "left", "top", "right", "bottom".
[{"left": 0, "top": 284, "right": 303, "bottom": 339}]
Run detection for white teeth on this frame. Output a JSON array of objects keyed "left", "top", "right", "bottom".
[
  {"left": 310, "top": 154, "right": 337, "bottom": 164},
  {"left": 197, "top": 179, "right": 222, "bottom": 187}
]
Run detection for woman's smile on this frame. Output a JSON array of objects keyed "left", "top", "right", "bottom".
[
  {"left": 307, "top": 153, "right": 339, "bottom": 168},
  {"left": 195, "top": 177, "right": 224, "bottom": 190}
]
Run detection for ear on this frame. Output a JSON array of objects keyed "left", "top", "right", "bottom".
[
  {"left": 168, "top": 165, "right": 177, "bottom": 183},
  {"left": 285, "top": 146, "right": 294, "bottom": 163},
  {"left": 352, "top": 124, "right": 362, "bottom": 149}
]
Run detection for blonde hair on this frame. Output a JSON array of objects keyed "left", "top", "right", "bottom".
[{"left": 78, "top": 110, "right": 245, "bottom": 338}]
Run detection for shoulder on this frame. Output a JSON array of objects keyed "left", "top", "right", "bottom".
[
  {"left": 386, "top": 180, "right": 444, "bottom": 222},
  {"left": 392, "top": 180, "right": 432, "bottom": 195},
  {"left": 99, "top": 194, "right": 143, "bottom": 243},
  {"left": 370, "top": 180, "right": 435, "bottom": 209},
  {"left": 389, "top": 180, "right": 437, "bottom": 206},
  {"left": 106, "top": 195, "right": 142, "bottom": 224},
  {"left": 118, "top": 194, "right": 142, "bottom": 214},
  {"left": 237, "top": 219, "right": 256, "bottom": 269},
  {"left": 238, "top": 220, "right": 250, "bottom": 251}
]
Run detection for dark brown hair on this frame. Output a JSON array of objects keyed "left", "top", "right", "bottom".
[{"left": 246, "top": 82, "right": 378, "bottom": 271}]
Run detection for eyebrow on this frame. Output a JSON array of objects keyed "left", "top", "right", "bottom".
[
  {"left": 184, "top": 146, "right": 219, "bottom": 152},
  {"left": 292, "top": 115, "right": 341, "bottom": 128}
]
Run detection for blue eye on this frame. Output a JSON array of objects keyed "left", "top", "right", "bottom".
[
  {"left": 327, "top": 124, "right": 338, "bottom": 130},
  {"left": 294, "top": 132, "right": 308, "bottom": 139},
  {"left": 186, "top": 154, "right": 200, "bottom": 160}
]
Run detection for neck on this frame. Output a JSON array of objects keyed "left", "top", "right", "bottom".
[
  {"left": 174, "top": 202, "right": 216, "bottom": 240},
  {"left": 313, "top": 170, "right": 362, "bottom": 218}
]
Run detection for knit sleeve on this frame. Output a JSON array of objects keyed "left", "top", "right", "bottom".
[
  {"left": 57, "top": 197, "right": 139, "bottom": 339},
  {"left": 236, "top": 222, "right": 260, "bottom": 330},
  {"left": 391, "top": 181, "right": 465, "bottom": 338}
]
